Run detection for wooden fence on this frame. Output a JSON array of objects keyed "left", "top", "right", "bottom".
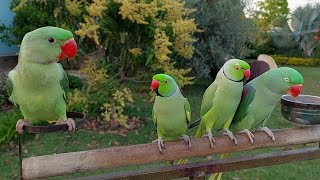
[{"left": 22, "top": 125, "right": 320, "bottom": 179}]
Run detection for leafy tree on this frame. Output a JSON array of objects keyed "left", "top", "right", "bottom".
[
  {"left": 272, "top": 3, "right": 320, "bottom": 56},
  {"left": 1, "top": 0, "right": 200, "bottom": 129},
  {"left": 186, "top": 0, "right": 256, "bottom": 78},
  {"left": 253, "top": 0, "right": 289, "bottom": 53}
]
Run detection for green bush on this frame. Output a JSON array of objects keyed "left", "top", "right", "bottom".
[
  {"left": 272, "top": 55, "right": 320, "bottom": 66},
  {"left": 67, "top": 75, "right": 84, "bottom": 90},
  {"left": 0, "top": 109, "right": 23, "bottom": 145}
]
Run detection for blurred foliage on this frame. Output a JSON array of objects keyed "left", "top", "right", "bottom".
[
  {"left": 251, "top": 0, "right": 289, "bottom": 56},
  {"left": 1, "top": 0, "right": 200, "bottom": 88},
  {"left": 272, "top": 55, "right": 320, "bottom": 66},
  {"left": 272, "top": 3, "right": 320, "bottom": 57},
  {"left": 186, "top": 0, "right": 256, "bottom": 78},
  {"left": 0, "top": 76, "right": 7, "bottom": 106},
  {"left": 67, "top": 56, "right": 134, "bottom": 128},
  {"left": 67, "top": 74, "right": 84, "bottom": 90},
  {"left": 0, "top": 0, "right": 201, "bottom": 128},
  {"left": 0, "top": 109, "right": 23, "bottom": 145}
]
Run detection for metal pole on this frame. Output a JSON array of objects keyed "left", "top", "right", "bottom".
[{"left": 19, "top": 134, "right": 23, "bottom": 180}]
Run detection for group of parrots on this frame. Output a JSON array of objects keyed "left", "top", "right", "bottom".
[{"left": 6, "top": 27, "right": 304, "bottom": 179}]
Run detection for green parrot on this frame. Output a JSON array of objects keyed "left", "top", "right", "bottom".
[
  {"left": 6, "top": 26, "right": 78, "bottom": 134},
  {"left": 196, "top": 59, "right": 251, "bottom": 148},
  {"left": 151, "top": 74, "right": 192, "bottom": 153},
  {"left": 210, "top": 67, "right": 303, "bottom": 180}
]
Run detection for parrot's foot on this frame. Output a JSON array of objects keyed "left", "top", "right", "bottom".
[
  {"left": 180, "top": 134, "right": 192, "bottom": 150},
  {"left": 222, "top": 129, "right": 238, "bottom": 145},
  {"left": 257, "top": 127, "right": 275, "bottom": 141},
  {"left": 204, "top": 131, "right": 216, "bottom": 149},
  {"left": 56, "top": 118, "right": 76, "bottom": 132},
  {"left": 239, "top": 129, "right": 255, "bottom": 144},
  {"left": 16, "top": 119, "right": 31, "bottom": 134},
  {"left": 156, "top": 137, "right": 165, "bottom": 154}
]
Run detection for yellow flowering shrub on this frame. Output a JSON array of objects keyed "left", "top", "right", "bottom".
[
  {"left": 65, "top": 0, "right": 82, "bottom": 16},
  {"left": 67, "top": 89, "right": 89, "bottom": 113},
  {"left": 85, "top": 0, "right": 108, "bottom": 18},
  {"left": 116, "top": 0, "right": 158, "bottom": 24},
  {"left": 114, "top": 0, "right": 200, "bottom": 87},
  {"left": 129, "top": 48, "right": 142, "bottom": 57},
  {"left": 10, "top": 0, "right": 200, "bottom": 129},
  {"left": 101, "top": 88, "right": 134, "bottom": 128},
  {"left": 79, "top": 57, "right": 108, "bottom": 93}
]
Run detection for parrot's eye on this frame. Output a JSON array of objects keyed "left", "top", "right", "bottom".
[
  {"left": 48, "top": 37, "right": 55, "bottom": 43},
  {"left": 165, "top": 80, "right": 168, "bottom": 83},
  {"left": 284, "top": 77, "right": 290, "bottom": 82},
  {"left": 235, "top": 66, "right": 241, "bottom": 70}
]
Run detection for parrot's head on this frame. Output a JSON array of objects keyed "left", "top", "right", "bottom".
[
  {"left": 265, "top": 67, "right": 303, "bottom": 98},
  {"left": 151, "top": 74, "right": 177, "bottom": 97},
  {"left": 19, "top": 26, "right": 77, "bottom": 64},
  {"left": 223, "top": 59, "right": 251, "bottom": 82}
]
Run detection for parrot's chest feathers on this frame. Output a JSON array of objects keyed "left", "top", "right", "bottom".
[
  {"left": 154, "top": 96, "right": 187, "bottom": 135},
  {"left": 17, "top": 62, "right": 61, "bottom": 87}
]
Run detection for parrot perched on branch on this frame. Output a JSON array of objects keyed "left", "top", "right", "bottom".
[
  {"left": 195, "top": 59, "right": 250, "bottom": 148},
  {"left": 151, "top": 74, "right": 192, "bottom": 153},
  {"left": 210, "top": 67, "right": 303, "bottom": 180},
  {"left": 6, "top": 26, "right": 77, "bottom": 134}
]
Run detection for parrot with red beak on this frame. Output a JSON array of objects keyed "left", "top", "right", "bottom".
[
  {"left": 151, "top": 74, "right": 192, "bottom": 153},
  {"left": 210, "top": 67, "right": 303, "bottom": 180},
  {"left": 6, "top": 26, "right": 78, "bottom": 134},
  {"left": 195, "top": 59, "right": 251, "bottom": 148}
]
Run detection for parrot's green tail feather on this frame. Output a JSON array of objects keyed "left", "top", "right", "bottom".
[
  {"left": 208, "top": 153, "right": 230, "bottom": 180},
  {"left": 195, "top": 121, "right": 204, "bottom": 138},
  {"left": 177, "top": 158, "right": 186, "bottom": 164}
]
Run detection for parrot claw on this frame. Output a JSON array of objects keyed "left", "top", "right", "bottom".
[
  {"left": 157, "top": 137, "right": 165, "bottom": 154},
  {"left": 239, "top": 129, "right": 254, "bottom": 144},
  {"left": 56, "top": 118, "right": 76, "bottom": 132},
  {"left": 258, "top": 127, "right": 275, "bottom": 141},
  {"left": 180, "top": 134, "right": 192, "bottom": 150},
  {"left": 222, "top": 129, "right": 238, "bottom": 145},
  {"left": 16, "top": 119, "right": 31, "bottom": 134},
  {"left": 204, "top": 131, "right": 215, "bottom": 149}
]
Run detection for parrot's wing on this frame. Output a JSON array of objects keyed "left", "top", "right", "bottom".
[
  {"left": 232, "top": 84, "right": 256, "bottom": 125},
  {"left": 184, "top": 98, "right": 191, "bottom": 125},
  {"left": 200, "top": 83, "right": 218, "bottom": 117},
  {"left": 58, "top": 64, "right": 69, "bottom": 101},
  {"left": 152, "top": 107, "right": 157, "bottom": 127}
]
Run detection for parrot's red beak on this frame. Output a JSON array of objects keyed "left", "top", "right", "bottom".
[
  {"left": 151, "top": 80, "right": 160, "bottom": 91},
  {"left": 59, "top": 38, "right": 77, "bottom": 61},
  {"left": 243, "top": 69, "right": 251, "bottom": 80},
  {"left": 287, "top": 84, "right": 303, "bottom": 98}
]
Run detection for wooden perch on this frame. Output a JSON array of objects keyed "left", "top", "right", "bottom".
[{"left": 22, "top": 125, "right": 320, "bottom": 179}]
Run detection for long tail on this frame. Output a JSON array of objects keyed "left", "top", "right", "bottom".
[
  {"left": 177, "top": 119, "right": 202, "bottom": 165},
  {"left": 208, "top": 153, "right": 231, "bottom": 180},
  {"left": 195, "top": 120, "right": 204, "bottom": 138},
  {"left": 188, "top": 118, "right": 201, "bottom": 129}
]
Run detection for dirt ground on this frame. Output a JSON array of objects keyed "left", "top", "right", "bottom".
[{"left": 0, "top": 56, "right": 18, "bottom": 76}]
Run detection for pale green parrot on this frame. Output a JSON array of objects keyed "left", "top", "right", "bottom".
[
  {"left": 195, "top": 59, "right": 251, "bottom": 148},
  {"left": 151, "top": 74, "right": 192, "bottom": 153},
  {"left": 210, "top": 67, "right": 304, "bottom": 180},
  {"left": 6, "top": 26, "right": 78, "bottom": 134}
]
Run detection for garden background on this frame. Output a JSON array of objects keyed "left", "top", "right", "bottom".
[{"left": 1, "top": 0, "right": 320, "bottom": 179}]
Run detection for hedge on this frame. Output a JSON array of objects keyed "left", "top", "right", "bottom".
[{"left": 272, "top": 55, "right": 320, "bottom": 66}]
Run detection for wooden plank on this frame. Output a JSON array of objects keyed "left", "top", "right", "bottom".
[
  {"left": 72, "top": 147, "right": 320, "bottom": 180},
  {"left": 22, "top": 126, "right": 320, "bottom": 179}
]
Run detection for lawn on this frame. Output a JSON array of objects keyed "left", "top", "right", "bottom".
[{"left": 1, "top": 66, "right": 320, "bottom": 180}]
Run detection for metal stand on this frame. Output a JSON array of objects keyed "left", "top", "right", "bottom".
[
  {"left": 19, "top": 134, "right": 23, "bottom": 180},
  {"left": 17, "top": 112, "right": 85, "bottom": 180}
]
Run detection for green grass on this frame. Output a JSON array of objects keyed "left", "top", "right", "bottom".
[{"left": 1, "top": 66, "right": 320, "bottom": 179}]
